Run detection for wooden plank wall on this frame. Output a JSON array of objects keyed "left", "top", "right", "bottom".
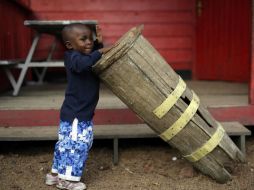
[
  {"left": 29, "top": 0, "right": 195, "bottom": 70},
  {"left": 0, "top": 0, "right": 32, "bottom": 92},
  {"left": 250, "top": 0, "right": 254, "bottom": 104},
  {"left": 195, "top": 0, "right": 251, "bottom": 82}
]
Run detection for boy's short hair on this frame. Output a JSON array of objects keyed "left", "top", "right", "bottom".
[{"left": 61, "top": 23, "right": 94, "bottom": 42}]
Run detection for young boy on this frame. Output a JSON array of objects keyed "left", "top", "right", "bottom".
[{"left": 45, "top": 23, "right": 111, "bottom": 190}]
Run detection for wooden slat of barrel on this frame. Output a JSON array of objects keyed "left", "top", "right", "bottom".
[
  {"left": 93, "top": 25, "right": 244, "bottom": 183},
  {"left": 134, "top": 33, "right": 244, "bottom": 176}
]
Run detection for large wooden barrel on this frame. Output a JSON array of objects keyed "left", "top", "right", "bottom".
[{"left": 93, "top": 25, "right": 244, "bottom": 183}]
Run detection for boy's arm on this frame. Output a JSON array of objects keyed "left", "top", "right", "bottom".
[
  {"left": 67, "top": 51, "right": 102, "bottom": 73},
  {"left": 94, "top": 25, "right": 104, "bottom": 50},
  {"left": 66, "top": 45, "right": 113, "bottom": 73},
  {"left": 96, "top": 25, "right": 103, "bottom": 44},
  {"left": 94, "top": 40, "right": 104, "bottom": 50}
]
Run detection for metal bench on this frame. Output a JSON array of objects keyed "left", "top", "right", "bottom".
[
  {"left": 0, "top": 121, "right": 250, "bottom": 165},
  {"left": 0, "top": 59, "right": 64, "bottom": 93},
  {"left": 1, "top": 20, "right": 97, "bottom": 96},
  {"left": 0, "top": 59, "right": 23, "bottom": 91}
]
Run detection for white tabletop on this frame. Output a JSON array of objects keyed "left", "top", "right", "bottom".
[{"left": 24, "top": 20, "right": 98, "bottom": 36}]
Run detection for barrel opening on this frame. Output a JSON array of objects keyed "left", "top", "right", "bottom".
[
  {"left": 181, "top": 96, "right": 213, "bottom": 128},
  {"left": 181, "top": 96, "right": 190, "bottom": 104},
  {"left": 196, "top": 109, "right": 214, "bottom": 128}
]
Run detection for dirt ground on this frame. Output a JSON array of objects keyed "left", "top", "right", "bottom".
[{"left": 1, "top": 134, "right": 254, "bottom": 190}]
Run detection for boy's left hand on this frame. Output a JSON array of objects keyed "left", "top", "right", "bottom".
[
  {"left": 96, "top": 25, "right": 103, "bottom": 43},
  {"left": 98, "top": 45, "right": 114, "bottom": 54}
]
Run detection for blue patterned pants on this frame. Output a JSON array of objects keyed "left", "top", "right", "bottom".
[{"left": 51, "top": 118, "right": 93, "bottom": 181}]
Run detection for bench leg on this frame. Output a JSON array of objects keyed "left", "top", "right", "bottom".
[
  {"left": 4, "top": 68, "right": 17, "bottom": 90},
  {"left": 113, "top": 138, "right": 119, "bottom": 165},
  {"left": 236, "top": 135, "right": 246, "bottom": 158},
  {"left": 36, "top": 38, "right": 57, "bottom": 84},
  {"left": 13, "top": 33, "right": 40, "bottom": 96},
  {"left": 34, "top": 68, "right": 48, "bottom": 84}
]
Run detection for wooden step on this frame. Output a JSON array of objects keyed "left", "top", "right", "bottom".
[
  {"left": 0, "top": 122, "right": 250, "bottom": 164},
  {"left": 0, "top": 122, "right": 250, "bottom": 140}
]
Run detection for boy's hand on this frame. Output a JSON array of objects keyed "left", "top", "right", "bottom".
[
  {"left": 98, "top": 46, "right": 113, "bottom": 54},
  {"left": 96, "top": 25, "right": 103, "bottom": 43}
]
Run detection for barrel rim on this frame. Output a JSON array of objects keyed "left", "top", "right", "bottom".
[{"left": 92, "top": 25, "right": 143, "bottom": 74}]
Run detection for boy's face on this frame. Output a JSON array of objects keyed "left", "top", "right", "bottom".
[{"left": 67, "top": 25, "right": 94, "bottom": 54}]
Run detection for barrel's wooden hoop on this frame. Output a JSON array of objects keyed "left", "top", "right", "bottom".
[
  {"left": 159, "top": 91, "right": 200, "bottom": 141},
  {"left": 184, "top": 123, "right": 225, "bottom": 162},
  {"left": 153, "top": 76, "right": 186, "bottom": 119}
]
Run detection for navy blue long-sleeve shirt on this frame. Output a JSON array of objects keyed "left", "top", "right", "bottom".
[{"left": 60, "top": 49, "right": 102, "bottom": 122}]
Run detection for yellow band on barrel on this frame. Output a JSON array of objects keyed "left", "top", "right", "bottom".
[
  {"left": 153, "top": 76, "right": 186, "bottom": 119},
  {"left": 159, "top": 91, "right": 200, "bottom": 142},
  {"left": 183, "top": 123, "right": 225, "bottom": 162}
]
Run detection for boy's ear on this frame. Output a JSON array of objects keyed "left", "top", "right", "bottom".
[{"left": 65, "top": 41, "right": 73, "bottom": 49}]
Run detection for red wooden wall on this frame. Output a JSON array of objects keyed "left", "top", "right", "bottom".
[
  {"left": 250, "top": 0, "right": 254, "bottom": 104},
  {"left": 2, "top": 0, "right": 251, "bottom": 92},
  {"left": 0, "top": 0, "right": 32, "bottom": 92},
  {"left": 195, "top": 0, "right": 251, "bottom": 82},
  {"left": 28, "top": 0, "right": 196, "bottom": 70}
]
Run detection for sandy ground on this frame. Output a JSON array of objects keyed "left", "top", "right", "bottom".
[{"left": 1, "top": 135, "right": 254, "bottom": 190}]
